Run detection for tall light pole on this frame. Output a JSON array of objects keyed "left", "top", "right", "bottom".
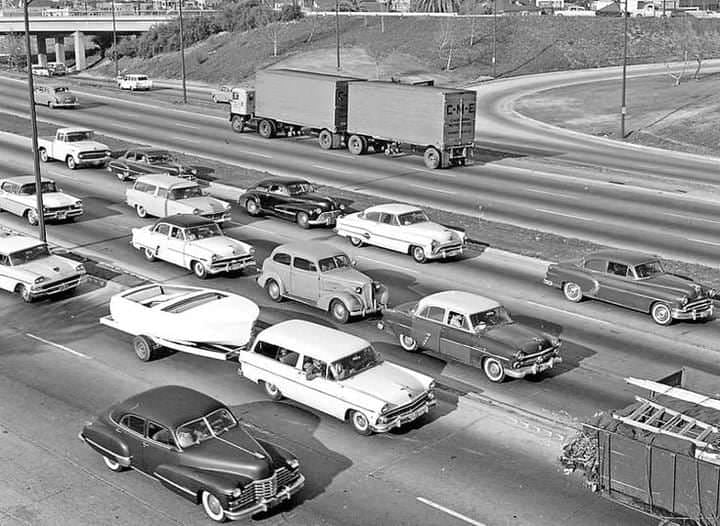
[
  {"left": 492, "top": 0, "right": 497, "bottom": 77},
  {"left": 620, "top": 0, "right": 628, "bottom": 139},
  {"left": 23, "top": 0, "right": 47, "bottom": 242},
  {"left": 178, "top": 0, "right": 187, "bottom": 103},
  {"left": 111, "top": 0, "right": 118, "bottom": 79},
  {"left": 335, "top": 0, "right": 340, "bottom": 70}
]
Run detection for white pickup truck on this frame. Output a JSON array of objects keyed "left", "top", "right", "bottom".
[
  {"left": 38, "top": 128, "right": 111, "bottom": 170},
  {"left": 555, "top": 5, "right": 596, "bottom": 15}
]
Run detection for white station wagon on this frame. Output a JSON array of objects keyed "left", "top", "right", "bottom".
[
  {"left": 0, "top": 233, "right": 86, "bottom": 302},
  {"left": 118, "top": 74, "right": 152, "bottom": 91},
  {"left": 132, "top": 215, "right": 255, "bottom": 279},
  {"left": 0, "top": 176, "right": 83, "bottom": 225},
  {"left": 335, "top": 203, "right": 466, "bottom": 263},
  {"left": 239, "top": 320, "right": 436, "bottom": 435}
]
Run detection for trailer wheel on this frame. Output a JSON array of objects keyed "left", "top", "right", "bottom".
[
  {"left": 347, "top": 135, "right": 367, "bottom": 155},
  {"left": 133, "top": 335, "right": 156, "bottom": 362},
  {"left": 230, "top": 115, "right": 245, "bottom": 133},
  {"left": 318, "top": 130, "right": 334, "bottom": 150},
  {"left": 258, "top": 119, "right": 276, "bottom": 138},
  {"left": 423, "top": 147, "right": 441, "bottom": 170}
]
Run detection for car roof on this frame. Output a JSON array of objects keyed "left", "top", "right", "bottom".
[
  {"left": 256, "top": 177, "right": 310, "bottom": 187},
  {"left": 130, "top": 147, "right": 168, "bottom": 155},
  {"left": 363, "top": 203, "right": 423, "bottom": 215},
  {"left": 272, "top": 242, "right": 346, "bottom": 261},
  {"left": 47, "top": 85, "right": 69, "bottom": 89},
  {"left": 154, "top": 214, "right": 215, "bottom": 228},
  {"left": 59, "top": 127, "right": 93, "bottom": 134},
  {"left": 1, "top": 175, "right": 51, "bottom": 185},
  {"left": 0, "top": 233, "right": 45, "bottom": 253},
  {"left": 136, "top": 174, "right": 195, "bottom": 188},
  {"left": 110, "top": 386, "right": 225, "bottom": 429},
  {"left": 584, "top": 249, "right": 657, "bottom": 265},
  {"left": 418, "top": 290, "right": 500, "bottom": 315},
  {"left": 256, "top": 320, "right": 369, "bottom": 362}
]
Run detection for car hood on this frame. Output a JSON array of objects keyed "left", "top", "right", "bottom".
[
  {"left": 42, "top": 192, "right": 80, "bottom": 208},
  {"left": 16, "top": 254, "right": 80, "bottom": 280},
  {"left": 68, "top": 140, "right": 108, "bottom": 151},
  {"left": 179, "top": 197, "right": 228, "bottom": 213},
  {"left": 190, "top": 236, "right": 252, "bottom": 256},
  {"left": 484, "top": 323, "right": 554, "bottom": 353},
  {"left": 181, "top": 427, "right": 273, "bottom": 479},
  {"left": 321, "top": 267, "right": 372, "bottom": 287},
  {"left": 641, "top": 274, "right": 706, "bottom": 298},
  {"left": 401, "top": 222, "right": 461, "bottom": 242},
  {"left": 340, "top": 363, "right": 428, "bottom": 407}
]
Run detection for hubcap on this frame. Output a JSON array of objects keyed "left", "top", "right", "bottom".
[
  {"left": 654, "top": 305, "right": 670, "bottom": 323},
  {"left": 268, "top": 282, "right": 279, "bottom": 299},
  {"left": 206, "top": 493, "right": 222, "bottom": 516},
  {"left": 333, "top": 302, "right": 346, "bottom": 319},
  {"left": 487, "top": 361, "right": 502, "bottom": 379},
  {"left": 413, "top": 247, "right": 425, "bottom": 261},
  {"left": 354, "top": 413, "right": 368, "bottom": 430},
  {"left": 566, "top": 283, "right": 580, "bottom": 300}
]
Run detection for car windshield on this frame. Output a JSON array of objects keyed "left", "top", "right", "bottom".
[
  {"left": 185, "top": 223, "right": 222, "bottom": 240},
  {"left": 20, "top": 181, "right": 58, "bottom": 195},
  {"left": 137, "top": 75, "right": 148, "bottom": 80},
  {"left": 318, "top": 254, "right": 351, "bottom": 272},
  {"left": 147, "top": 153, "right": 173, "bottom": 163},
  {"left": 175, "top": 408, "right": 236, "bottom": 448},
  {"left": 170, "top": 186, "right": 202, "bottom": 200},
  {"left": 9, "top": 244, "right": 50, "bottom": 265},
  {"left": 286, "top": 183, "right": 313, "bottom": 196},
  {"left": 397, "top": 210, "right": 430, "bottom": 225},
  {"left": 329, "top": 346, "right": 383, "bottom": 381},
  {"left": 66, "top": 131, "right": 93, "bottom": 142},
  {"left": 469, "top": 307, "right": 513, "bottom": 330},
  {"left": 634, "top": 260, "right": 664, "bottom": 278}
]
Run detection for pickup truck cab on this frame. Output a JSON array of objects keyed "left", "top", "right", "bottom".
[{"left": 38, "top": 128, "right": 110, "bottom": 170}]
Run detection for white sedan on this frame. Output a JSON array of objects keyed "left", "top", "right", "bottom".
[
  {"left": 0, "top": 176, "right": 83, "bottom": 225},
  {"left": 335, "top": 203, "right": 466, "bottom": 263},
  {"left": 239, "top": 320, "right": 436, "bottom": 435},
  {"left": 0, "top": 233, "right": 85, "bottom": 302},
  {"left": 131, "top": 214, "right": 255, "bottom": 279}
]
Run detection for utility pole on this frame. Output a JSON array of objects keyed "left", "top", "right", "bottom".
[
  {"left": 492, "top": 0, "right": 497, "bottom": 77},
  {"left": 179, "top": 0, "right": 187, "bottom": 103},
  {"left": 111, "top": 0, "right": 118, "bottom": 79},
  {"left": 620, "top": 0, "right": 628, "bottom": 139},
  {"left": 23, "top": 0, "right": 47, "bottom": 242},
  {"left": 335, "top": 0, "right": 340, "bottom": 70}
]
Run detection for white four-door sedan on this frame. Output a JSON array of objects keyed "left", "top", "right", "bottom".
[
  {"left": 0, "top": 233, "right": 86, "bottom": 302},
  {"left": 239, "top": 319, "right": 436, "bottom": 435},
  {"left": 0, "top": 176, "right": 83, "bottom": 225},
  {"left": 335, "top": 203, "right": 466, "bottom": 263},
  {"left": 132, "top": 215, "right": 255, "bottom": 279},
  {"left": 33, "top": 85, "right": 78, "bottom": 108}
]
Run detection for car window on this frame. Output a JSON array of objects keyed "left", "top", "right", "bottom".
[
  {"left": 120, "top": 414, "right": 145, "bottom": 435},
  {"left": 302, "top": 356, "right": 327, "bottom": 379},
  {"left": 253, "top": 340, "right": 279, "bottom": 359},
  {"left": 364, "top": 211, "right": 381, "bottom": 222},
  {"left": 157, "top": 188, "right": 169, "bottom": 199},
  {"left": 252, "top": 340, "right": 301, "bottom": 368},
  {"left": 254, "top": 184, "right": 270, "bottom": 192},
  {"left": 268, "top": 184, "right": 287, "bottom": 195},
  {"left": 147, "top": 421, "right": 174, "bottom": 446},
  {"left": 293, "top": 257, "right": 317, "bottom": 272},
  {"left": 379, "top": 213, "right": 395, "bottom": 225},
  {"left": 134, "top": 182, "right": 154, "bottom": 193},
  {"left": 153, "top": 223, "right": 170, "bottom": 236},
  {"left": 273, "top": 252, "right": 291, "bottom": 265},
  {"left": 607, "top": 261, "right": 629, "bottom": 277},
  {"left": 169, "top": 227, "right": 185, "bottom": 241},
  {"left": 0, "top": 255, "right": 8, "bottom": 266},
  {"left": 125, "top": 152, "right": 135, "bottom": 161},
  {"left": 584, "top": 259, "right": 605, "bottom": 272},
  {"left": 447, "top": 310, "right": 470, "bottom": 330},
  {"left": 418, "top": 305, "right": 445, "bottom": 322},
  {"left": 0, "top": 182, "right": 15, "bottom": 193}
]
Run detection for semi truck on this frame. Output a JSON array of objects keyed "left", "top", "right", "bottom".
[
  {"left": 229, "top": 69, "right": 476, "bottom": 169},
  {"left": 562, "top": 368, "right": 720, "bottom": 526}
]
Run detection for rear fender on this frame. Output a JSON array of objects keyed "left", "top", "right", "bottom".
[
  {"left": 80, "top": 425, "right": 131, "bottom": 467},
  {"left": 547, "top": 266, "right": 597, "bottom": 293}
]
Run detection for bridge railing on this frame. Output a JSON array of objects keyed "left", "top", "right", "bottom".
[{"left": 0, "top": 9, "right": 215, "bottom": 17}]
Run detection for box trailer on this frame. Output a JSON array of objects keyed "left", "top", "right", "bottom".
[
  {"left": 562, "top": 368, "right": 720, "bottom": 526},
  {"left": 345, "top": 81, "right": 476, "bottom": 169},
  {"left": 229, "top": 69, "right": 361, "bottom": 149}
]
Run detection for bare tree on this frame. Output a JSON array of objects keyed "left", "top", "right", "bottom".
[
  {"left": 434, "top": 18, "right": 457, "bottom": 70},
  {"left": 459, "top": 0, "right": 480, "bottom": 46},
  {"left": 366, "top": 35, "right": 396, "bottom": 79},
  {"left": 1, "top": 32, "right": 26, "bottom": 69}
]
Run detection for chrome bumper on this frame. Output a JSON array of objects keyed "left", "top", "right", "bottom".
[
  {"left": 30, "top": 275, "right": 85, "bottom": 297},
  {"left": 428, "top": 244, "right": 465, "bottom": 260},
  {"left": 672, "top": 305, "right": 714, "bottom": 321},
  {"left": 208, "top": 258, "right": 256, "bottom": 274},
  {"left": 309, "top": 211, "right": 343, "bottom": 226},
  {"left": 372, "top": 399, "right": 436, "bottom": 433},
  {"left": 506, "top": 356, "right": 562, "bottom": 379},
  {"left": 223, "top": 474, "right": 305, "bottom": 520},
  {"left": 44, "top": 208, "right": 83, "bottom": 220}
]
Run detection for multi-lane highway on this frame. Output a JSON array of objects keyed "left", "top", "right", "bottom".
[{"left": 0, "top": 62, "right": 718, "bottom": 525}]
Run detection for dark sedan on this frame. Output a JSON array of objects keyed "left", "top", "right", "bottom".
[
  {"left": 544, "top": 249, "right": 715, "bottom": 325},
  {"left": 107, "top": 148, "right": 197, "bottom": 181},
  {"left": 241, "top": 177, "right": 345, "bottom": 228},
  {"left": 378, "top": 290, "right": 562, "bottom": 383},
  {"left": 79, "top": 386, "right": 304, "bottom": 522}
]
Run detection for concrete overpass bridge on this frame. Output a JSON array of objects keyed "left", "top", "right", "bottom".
[{"left": 0, "top": 13, "right": 181, "bottom": 70}]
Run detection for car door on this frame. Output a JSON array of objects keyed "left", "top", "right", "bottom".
[
  {"left": 267, "top": 184, "right": 293, "bottom": 219},
  {"left": 142, "top": 421, "right": 180, "bottom": 478},
  {"left": 596, "top": 260, "right": 634, "bottom": 306},
  {"left": 290, "top": 256, "right": 320, "bottom": 302},
  {"left": 0, "top": 182, "right": 16, "bottom": 213},
  {"left": 438, "top": 310, "right": 475, "bottom": 365},
  {"left": 159, "top": 226, "right": 187, "bottom": 267},
  {"left": 374, "top": 213, "right": 405, "bottom": 252},
  {"left": 147, "top": 222, "right": 170, "bottom": 259},
  {"left": 244, "top": 340, "right": 303, "bottom": 400},
  {"left": 117, "top": 414, "right": 148, "bottom": 471},
  {"left": 411, "top": 305, "right": 443, "bottom": 351},
  {"left": 292, "top": 355, "right": 337, "bottom": 416},
  {"left": 0, "top": 254, "right": 16, "bottom": 292},
  {"left": 356, "top": 211, "right": 380, "bottom": 247},
  {"left": 1, "top": 182, "right": 24, "bottom": 216},
  {"left": 120, "top": 152, "right": 137, "bottom": 178},
  {"left": 134, "top": 182, "right": 157, "bottom": 215}
]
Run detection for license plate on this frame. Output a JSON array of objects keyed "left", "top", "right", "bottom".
[{"left": 57, "top": 212, "right": 67, "bottom": 220}]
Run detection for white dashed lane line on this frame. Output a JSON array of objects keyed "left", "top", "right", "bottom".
[
  {"left": 409, "top": 183, "right": 456, "bottom": 195},
  {"left": 416, "top": 497, "right": 487, "bottom": 526},
  {"left": 534, "top": 208, "right": 593, "bottom": 222},
  {"left": 25, "top": 333, "right": 92, "bottom": 360},
  {"left": 663, "top": 211, "right": 720, "bottom": 225},
  {"left": 526, "top": 187, "right": 579, "bottom": 200}
]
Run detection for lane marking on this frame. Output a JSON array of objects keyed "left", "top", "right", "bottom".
[
  {"left": 535, "top": 208, "right": 592, "bottom": 222},
  {"left": 416, "top": 497, "right": 487, "bottom": 526},
  {"left": 312, "top": 164, "right": 350, "bottom": 174},
  {"left": 237, "top": 149, "right": 272, "bottom": 159},
  {"left": 688, "top": 237, "right": 720, "bottom": 247},
  {"left": 174, "top": 122, "right": 198, "bottom": 129},
  {"left": 526, "top": 187, "right": 579, "bottom": 200},
  {"left": 410, "top": 183, "right": 456, "bottom": 195},
  {"left": 413, "top": 168, "right": 457, "bottom": 177},
  {"left": 525, "top": 300, "right": 613, "bottom": 326},
  {"left": 110, "top": 124, "right": 135, "bottom": 130},
  {"left": 25, "top": 333, "right": 92, "bottom": 360},
  {"left": 663, "top": 211, "right": 720, "bottom": 225},
  {"left": 357, "top": 255, "right": 420, "bottom": 274}
]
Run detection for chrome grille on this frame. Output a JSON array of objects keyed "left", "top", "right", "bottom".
[
  {"left": 682, "top": 298, "right": 712, "bottom": 312},
  {"left": 518, "top": 349, "right": 558, "bottom": 367},
  {"left": 434, "top": 241, "right": 463, "bottom": 254},
  {"left": 35, "top": 275, "right": 82, "bottom": 291},
  {"left": 383, "top": 393, "right": 431, "bottom": 420},
  {"left": 228, "top": 468, "right": 299, "bottom": 511},
  {"left": 202, "top": 212, "right": 228, "bottom": 222},
  {"left": 78, "top": 151, "right": 107, "bottom": 160},
  {"left": 210, "top": 255, "right": 254, "bottom": 268}
]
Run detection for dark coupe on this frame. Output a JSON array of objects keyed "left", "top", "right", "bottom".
[
  {"left": 544, "top": 249, "right": 715, "bottom": 325},
  {"left": 79, "top": 386, "right": 304, "bottom": 522},
  {"left": 108, "top": 147, "right": 197, "bottom": 181},
  {"left": 378, "top": 291, "right": 562, "bottom": 383},
  {"left": 241, "top": 177, "right": 345, "bottom": 229}
]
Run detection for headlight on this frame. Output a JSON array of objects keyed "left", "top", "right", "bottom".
[
  {"left": 34, "top": 276, "right": 46, "bottom": 284},
  {"left": 42, "top": 206, "right": 48, "bottom": 212},
  {"left": 75, "top": 200, "right": 82, "bottom": 207},
  {"left": 192, "top": 208, "right": 200, "bottom": 215},
  {"left": 314, "top": 207, "right": 322, "bottom": 215},
  {"left": 515, "top": 350, "right": 526, "bottom": 360},
  {"left": 339, "top": 203, "right": 346, "bottom": 210},
  {"left": 380, "top": 403, "right": 391, "bottom": 414},
  {"left": 512, "top": 361, "right": 521, "bottom": 369},
  {"left": 428, "top": 380, "right": 436, "bottom": 391},
  {"left": 248, "top": 247, "right": 256, "bottom": 255},
  {"left": 354, "top": 286, "right": 362, "bottom": 294},
  {"left": 431, "top": 240, "right": 439, "bottom": 250},
  {"left": 373, "top": 282, "right": 382, "bottom": 290},
  {"left": 681, "top": 297, "right": 689, "bottom": 306},
  {"left": 191, "top": 168, "right": 198, "bottom": 175},
  {"left": 211, "top": 255, "right": 219, "bottom": 262},
  {"left": 105, "top": 150, "right": 111, "bottom": 156},
  {"left": 231, "top": 487, "right": 243, "bottom": 498},
  {"left": 287, "top": 458, "right": 300, "bottom": 470},
  {"left": 224, "top": 203, "right": 232, "bottom": 210},
  {"left": 709, "top": 288, "right": 717, "bottom": 298},
  {"left": 549, "top": 335, "right": 560, "bottom": 347},
  {"left": 75, "top": 264, "right": 85, "bottom": 272}
]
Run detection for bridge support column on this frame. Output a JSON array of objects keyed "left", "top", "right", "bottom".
[
  {"left": 36, "top": 37, "right": 48, "bottom": 67},
  {"left": 54, "top": 36, "right": 65, "bottom": 64},
  {"left": 73, "top": 31, "right": 87, "bottom": 71}
]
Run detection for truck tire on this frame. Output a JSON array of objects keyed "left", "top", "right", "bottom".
[
  {"left": 230, "top": 115, "right": 245, "bottom": 133},
  {"left": 318, "top": 130, "right": 334, "bottom": 150},
  {"left": 347, "top": 135, "right": 367, "bottom": 155},
  {"left": 66, "top": 156, "right": 77, "bottom": 170},
  {"left": 258, "top": 119, "right": 276, "bottom": 138},
  {"left": 39, "top": 148, "right": 49, "bottom": 162},
  {"left": 423, "top": 147, "right": 441, "bottom": 170}
]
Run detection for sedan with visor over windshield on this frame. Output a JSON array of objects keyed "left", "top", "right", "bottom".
[
  {"left": 108, "top": 147, "right": 197, "bottom": 181},
  {"left": 0, "top": 175, "right": 83, "bottom": 225},
  {"left": 239, "top": 320, "right": 436, "bottom": 435}
]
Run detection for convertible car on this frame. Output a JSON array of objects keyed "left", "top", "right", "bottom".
[
  {"left": 108, "top": 147, "right": 197, "bottom": 181},
  {"left": 379, "top": 290, "right": 562, "bottom": 383},
  {"left": 79, "top": 386, "right": 304, "bottom": 522},
  {"left": 544, "top": 249, "right": 715, "bottom": 325}
]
